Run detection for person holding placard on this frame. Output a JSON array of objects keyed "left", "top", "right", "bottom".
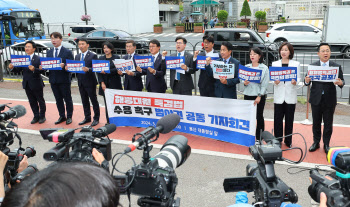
[
  {"left": 193, "top": 35, "right": 220, "bottom": 97},
  {"left": 8, "top": 41, "right": 46, "bottom": 124},
  {"left": 137, "top": 39, "right": 167, "bottom": 93},
  {"left": 243, "top": 47, "right": 269, "bottom": 140},
  {"left": 124, "top": 40, "right": 144, "bottom": 91},
  {"left": 305, "top": 43, "right": 344, "bottom": 154},
  {"left": 272, "top": 42, "right": 300, "bottom": 148},
  {"left": 41, "top": 32, "right": 74, "bottom": 125},
  {"left": 72, "top": 38, "right": 99, "bottom": 126},
  {"left": 163, "top": 37, "right": 194, "bottom": 95},
  {"left": 97, "top": 41, "right": 123, "bottom": 124},
  {"left": 205, "top": 41, "right": 240, "bottom": 99}
]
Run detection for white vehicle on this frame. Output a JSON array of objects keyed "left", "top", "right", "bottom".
[
  {"left": 1, "top": 40, "right": 77, "bottom": 75},
  {"left": 265, "top": 23, "right": 322, "bottom": 44},
  {"left": 67, "top": 25, "right": 105, "bottom": 44}
]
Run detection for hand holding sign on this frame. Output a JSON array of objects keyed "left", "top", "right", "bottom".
[
  {"left": 148, "top": 67, "right": 156, "bottom": 74},
  {"left": 136, "top": 66, "right": 142, "bottom": 73},
  {"left": 194, "top": 50, "right": 199, "bottom": 58},
  {"left": 82, "top": 66, "right": 89, "bottom": 72},
  {"left": 8, "top": 63, "right": 14, "bottom": 70},
  {"left": 220, "top": 77, "right": 227, "bottom": 85},
  {"left": 291, "top": 79, "right": 297, "bottom": 85},
  {"left": 206, "top": 57, "right": 211, "bottom": 65},
  {"left": 180, "top": 64, "right": 187, "bottom": 70},
  {"left": 118, "top": 70, "right": 123, "bottom": 76},
  {"left": 60, "top": 63, "right": 65, "bottom": 68},
  {"left": 162, "top": 51, "right": 167, "bottom": 57},
  {"left": 28, "top": 65, "right": 35, "bottom": 71},
  {"left": 334, "top": 78, "right": 343, "bottom": 86},
  {"left": 244, "top": 80, "right": 250, "bottom": 86},
  {"left": 39, "top": 65, "right": 43, "bottom": 70}
]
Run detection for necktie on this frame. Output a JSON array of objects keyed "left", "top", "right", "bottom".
[
  {"left": 55, "top": 48, "right": 58, "bottom": 58},
  {"left": 322, "top": 63, "right": 327, "bottom": 66},
  {"left": 152, "top": 56, "right": 155, "bottom": 63},
  {"left": 224, "top": 59, "right": 227, "bottom": 64},
  {"left": 177, "top": 52, "right": 181, "bottom": 80},
  {"left": 129, "top": 54, "right": 132, "bottom": 60},
  {"left": 81, "top": 53, "right": 85, "bottom": 61}
]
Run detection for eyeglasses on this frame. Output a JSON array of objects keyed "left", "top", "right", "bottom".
[
  {"left": 176, "top": 42, "right": 184, "bottom": 45},
  {"left": 320, "top": 50, "right": 331, "bottom": 53}
]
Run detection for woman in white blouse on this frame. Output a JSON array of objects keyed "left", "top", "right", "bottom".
[{"left": 272, "top": 42, "right": 300, "bottom": 148}]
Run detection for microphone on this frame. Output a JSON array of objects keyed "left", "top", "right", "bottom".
[
  {"left": 0, "top": 105, "right": 26, "bottom": 121},
  {"left": 92, "top": 124, "right": 116, "bottom": 137},
  {"left": 261, "top": 131, "right": 281, "bottom": 146},
  {"left": 124, "top": 114, "right": 180, "bottom": 153}
]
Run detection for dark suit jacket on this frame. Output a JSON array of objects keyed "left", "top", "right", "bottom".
[
  {"left": 74, "top": 51, "right": 98, "bottom": 88},
  {"left": 97, "top": 54, "right": 122, "bottom": 95},
  {"left": 123, "top": 54, "right": 144, "bottom": 91},
  {"left": 47, "top": 46, "right": 74, "bottom": 84},
  {"left": 18, "top": 54, "right": 45, "bottom": 90},
  {"left": 142, "top": 54, "right": 167, "bottom": 93},
  {"left": 306, "top": 60, "right": 345, "bottom": 107},
  {"left": 170, "top": 52, "right": 195, "bottom": 91},
  {"left": 192, "top": 50, "right": 220, "bottom": 92},
  {"left": 205, "top": 56, "right": 240, "bottom": 99}
]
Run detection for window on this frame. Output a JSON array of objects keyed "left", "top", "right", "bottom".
[
  {"left": 88, "top": 31, "right": 104, "bottom": 37},
  {"left": 217, "top": 32, "right": 230, "bottom": 41},
  {"left": 275, "top": 26, "right": 285, "bottom": 31},
  {"left": 85, "top": 27, "right": 97, "bottom": 33},
  {"left": 301, "top": 26, "right": 315, "bottom": 32},
  {"left": 206, "top": 32, "right": 215, "bottom": 38},
  {"left": 284, "top": 26, "right": 303, "bottom": 32},
  {"left": 159, "top": 11, "right": 166, "bottom": 22},
  {"left": 71, "top": 27, "right": 84, "bottom": 33},
  {"left": 105, "top": 31, "right": 116, "bottom": 38},
  {"left": 234, "top": 32, "right": 250, "bottom": 41}
]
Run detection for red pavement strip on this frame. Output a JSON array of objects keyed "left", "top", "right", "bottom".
[{"left": 1, "top": 98, "right": 349, "bottom": 165}]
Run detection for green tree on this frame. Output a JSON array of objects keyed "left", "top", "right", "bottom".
[
  {"left": 217, "top": 10, "right": 229, "bottom": 22},
  {"left": 240, "top": 0, "right": 252, "bottom": 19},
  {"left": 255, "top": 11, "right": 266, "bottom": 21}
]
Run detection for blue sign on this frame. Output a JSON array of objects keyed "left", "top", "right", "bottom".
[
  {"left": 40, "top": 57, "right": 62, "bottom": 70},
  {"left": 165, "top": 56, "right": 185, "bottom": 70},
  {"left": 66, "top": 59, "right": 85, "bottom": 74},
  {"left": 92, "top": 60, "right": 110, "bottom": 73},
  {"left": 238, "top": 64, "right": 262, "bottom": 83},
  {"left": 134, "top": 55, "right": 154, "bottom": 69},
  {"left": 269, "top": 66, "right": 298, "bottom": 81},
  {"left": 196, "top": 55, "right": 219, "bottom": 70},
  {"left": 11, "top": 55, "right": 31, "bottom": 67}
]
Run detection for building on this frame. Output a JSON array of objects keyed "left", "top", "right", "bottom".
[
  {"left": 159, "top": 0, "right": 180, "bottom": 27},
  {"left": 15, "top": 0, "right": 159, "bottom": 34}
]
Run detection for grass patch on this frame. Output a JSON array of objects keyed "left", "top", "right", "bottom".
[{"left": 297, "top": 96, "right": 307, "bottom": 105}]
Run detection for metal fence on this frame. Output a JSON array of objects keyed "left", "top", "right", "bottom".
[
  {"left": 1, "top": 40, "right": 349, "bottom": 103},
  {"left": 43, "top": 22, "right": 95, "bottom": 37}
]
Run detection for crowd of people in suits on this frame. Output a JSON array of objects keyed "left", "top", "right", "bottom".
[{"left": 8, "top": 32, "right": 344, "bottom": 155}]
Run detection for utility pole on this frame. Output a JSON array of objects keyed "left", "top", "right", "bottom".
[{"left": 84, "top": 0, "right": 88, "bottom": 25}]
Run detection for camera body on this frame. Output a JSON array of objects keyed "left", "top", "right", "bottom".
[
  {"left": 7, "top": 146, "right": 36, "bottom": 175},
  {"left": 308, "top": 147, "right": 350, "bottom": 207},
  {"left": 40, "top": 126, "right": 113, "bottom": 163},
  {"left": 223, "top": 132, "right": 298, "bottom": 207}
]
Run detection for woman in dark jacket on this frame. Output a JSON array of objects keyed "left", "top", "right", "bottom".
[{"left": 97, "top": 41, "right": 123, "bottom": 124}]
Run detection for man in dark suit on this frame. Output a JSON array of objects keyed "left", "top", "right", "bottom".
[
  {"left": 73, "top": 38, "right": 99, "bottom": 126},
  {"left": 305, "top": 43, "right": 345, "bottom": 154},
  {"left": 163, "top": 36, "right": 194, "bottom": 95},
  {"left": 41, "top": 32, "right": 74, "bottom": 125},
  {"left": 193, "top": 35, "right": 220, "bottom": 97},
  {"left": 9, "top": 41, "right": 46, "bottom": 124},
  {"left": 137, "top": 39, "right": 167, "bottom": 93},
  {"left": 124, "top": 40, "right": 144, "bottom": 91},
  {"left": 205, "top": 41, "right": 240, "bottom": 99}
]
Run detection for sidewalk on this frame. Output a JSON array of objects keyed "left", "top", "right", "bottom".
[{"left": 1, "top": 95, "right": 349, "bottom": 166}]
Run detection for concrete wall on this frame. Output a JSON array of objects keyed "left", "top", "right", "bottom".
[{"left": 15, "top": 0, "right": 159, "bottom": 34}]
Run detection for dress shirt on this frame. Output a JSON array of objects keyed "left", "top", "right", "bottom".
[{"left": 54, "top": 45, "right": 63, "bottom": 58}]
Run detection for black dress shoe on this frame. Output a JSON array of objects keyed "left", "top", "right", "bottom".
[
  {"left": 31, "top": 117, "right": 39, "bottom": 124},
  {"left": 39, "top": 117, "right": 46, "bottom": 124},
  {"left": 91, "top": 120, "right": 99, "bottom": 127},
  {"left": 79, "top": 119, "right": 91, "bottom": 125},
  {"left": 309, "top": 143, "right": 320, "bottom": 152},
  {"left": 55, "top": 117, "right": 66, "bottom": 125},
  {"left": 66, "top": 118, "right": 72, "bottom": 125},
  {"left": 324, "top": 145, "right": 330, "bottom": 154}
]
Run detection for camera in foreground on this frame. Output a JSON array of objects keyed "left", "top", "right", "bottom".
[
  {"left": 223, "top": 131, "right": 298, "bottom": 207},
  {"left": 39, "top": 124, "right": 116, "bottom": 164},
  {"left": 308, "top": 147, "right": 350, "bottom": 207}
]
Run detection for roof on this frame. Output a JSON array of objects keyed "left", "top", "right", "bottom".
[
  {"left": 205, "top": 28, "right": 254, "bottom": 32},
  {"left": 70, "top": 25, "right": 104, "bottom": 28},
  {"left": 0, "top": 0, "right": 28, "bottom": 11},
  {"left": 271, "top": 22, "right": 317, "bottom": 27}
]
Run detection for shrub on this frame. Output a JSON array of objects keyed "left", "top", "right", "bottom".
[
  {"left": 240, "top": 0, "right": 252, "bottom": 19},
  {"left": 176, "top": 23, "right": 185, "bottom": 26},
  {"left": 259, "top": 22, "right": 268, "bottom": 25},
  {"left": 255, "top": 11, "right": 266, "bottom": 21},
  {"left": 216, "top": 23, "right": 224, "bottom": 26},
  {"left": 237, "top": 22, "right": 247, "bottom": 26},
  {"left": 153, "top": 24, "right": 162, "bottom": 27},
  {"left": 217, "top": 10, "right": 229, "bottom": 22},
  {"left": 194, "top": 23, "right": 203, "bottom": 26}
]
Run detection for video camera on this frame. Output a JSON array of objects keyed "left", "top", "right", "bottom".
[
  {"left": 113, "top": 114, "right": 191, "bottom": 207},
  {"left": 223, "top": 131, "right": 298, "bottom": 207},
  {"left": 0, "top": 104, "right": 38, "bottom": 186},
  {"left": 308, "top": 147, "right": 350, "bottom": 207},
  {"left": 39, "top": 124, "right": 116, "bottom": 164}
]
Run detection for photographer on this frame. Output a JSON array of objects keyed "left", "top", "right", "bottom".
[
  {"left": 0, "top": 151, "right": 8, "bottom": 200},
  {"left": 92, "top": 148, "right": 109, "bottom": 171},
  {"left": 2, "top": 162, "right": 120, "bottom": 207}
]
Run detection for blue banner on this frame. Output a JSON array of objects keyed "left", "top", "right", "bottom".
[
  {"left": 165, "top": 56, "right": 185, "bottom": 70},
  {"left": 11, "top": 55, "right": 31, "bottom": 67},
  {"left": 238, "top": 64, "right": 262, "bottom": 83},
  {"left": 40, "top": 57, "right": 62, "bottom": 70},
  {"left": 269, "top": 66, "right": 298, "bottom": 81},
  {"left": 66, "top": 59, "right": 85, "bottom": 74},
  {"left": 92, "top": 60, "right": 110, "bottom": 73},
  {"left": 105, "top": 89, "right": 257, "bottom": 147},
  {"left": 196, "top": 55, "right": 219, "bottom": 70},
  {"left": 134, "top": 55, "right": 154, "bottom": 69}
]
